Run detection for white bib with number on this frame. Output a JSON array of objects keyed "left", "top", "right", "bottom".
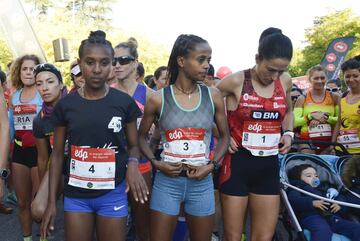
[
  {"left": 163, "top": 128, "right": 207, "bottom": 166},
  {"left": 242, "top": 121, "right": 281, "bottom": 156},
  {"left": 69, "top": 146, "right": 116, "bottom": 189},
  {"left": 308, "top": 124, "right": 332, "bottom": 138},
  {"left": 337, "top": 128, "right": 360, "bottom": 149},
  {"left": 13, "top": 104, "right": 37, "bottom": 130}
]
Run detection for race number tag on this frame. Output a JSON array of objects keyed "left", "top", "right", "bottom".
[
  {"left": 163, "top": 128, "right": 207, "bottom": 166},
  {"left": 308, "top": 124, "right": 332, "bottom": 138},
  {"left": 13, "top": 104, "right": 37, "bottom": 130},
  {"left": 69, "top": 145, "right": 116, "bottom": 189},
  {"left": 242, "top": 121, "right": 281, "bottom": 156},
  {"left": 337, "top": 129, "right": 360, "bottom": 149}
]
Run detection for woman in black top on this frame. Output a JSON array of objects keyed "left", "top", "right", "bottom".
[{"left": 41, "top": 31, "right": 149, "bottom": 241}]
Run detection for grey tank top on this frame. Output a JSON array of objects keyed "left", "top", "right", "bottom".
[{"left": 159, "top": 84, "right": 214, "bottom": 166}]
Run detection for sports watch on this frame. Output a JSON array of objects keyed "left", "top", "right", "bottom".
[{"left": 0, "top": 168, "right": 10, "bottom": 180}]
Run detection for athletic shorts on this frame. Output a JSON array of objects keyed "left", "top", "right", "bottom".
[
  {"left": 150, "top": 171, "right": 215, "bottom": 216},
  {"left": 64, "top": 181, "right": 128, "bottom": 218},
  {"left": 138, "top": 159, "right": 152, "bottom": 174},
  {"left": 12, "top": 142, "right": 37, "bottom": 168},
  {"left": 220, "top": 148, "right": 280, "bottom": 196}
]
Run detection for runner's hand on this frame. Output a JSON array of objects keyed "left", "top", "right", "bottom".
[
  {"left": 228, "top": 136, "right": 238, "bottom": 154},
  {"left": 330, "top": 203, "right": 341, "bottom": 213},
  {"left": 309, "top": 119, "right": 320, "bottom": 128},
  {"left": 186, "top": 164, "right": 213, "bottom": 180},
  {"left": 126, "top": 162, "right": 149, "bottom": 204},
  {"left": 40, "top": 203, "right": 56, "bottom": 239},
  {"left": 279, "top": 135, "right": 292, "bottom": 154},
  {"left": 154, "top": 161, "right": 182, "bottom": 177},
  {"left": 312, "top": 200, "right": 330, "bottom": 211}
]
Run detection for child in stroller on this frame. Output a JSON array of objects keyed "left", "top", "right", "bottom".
[{"left": 287, "top": 164, "right": 360, "bottom": 241}]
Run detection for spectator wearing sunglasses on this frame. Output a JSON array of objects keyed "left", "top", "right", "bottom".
[
  {"left": 294, "top": 65, "right": 340, "bottom": 154},
  {"left": 69, "top": 60, "right": 84, "bottom": 93},
  {"left": 332, "top": 58, "right": 360, "bottom": 155},
  {"left": 326, "top": 78, "right": 342, "bottom": 95},
  {"left": 113, "top": 37, "right": 154, "bottom": 241},
  {"left": 291, "top": 84, "right": 303, "bottom": 110}
]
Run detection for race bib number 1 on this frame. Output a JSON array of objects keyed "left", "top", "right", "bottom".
[
  {"left": 163, "top": 128, "right": 207, "bottom": 166},
  {"left": 242, "top": 121, "right": 281, "bottom": 156},
  {"left": 13, "top": 104, "right": 37, "bottom": 130},
  {"left": 69, "top": 146, "right": 116, "bottom": 189}
]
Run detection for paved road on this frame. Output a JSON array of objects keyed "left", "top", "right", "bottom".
[{"left": 0, "top": 199, "right": 64, "bottom": 241}]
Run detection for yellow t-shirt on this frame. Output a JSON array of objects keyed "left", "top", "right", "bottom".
[{"left": 336, "top": 96, "right": 360, "bottom": 154}]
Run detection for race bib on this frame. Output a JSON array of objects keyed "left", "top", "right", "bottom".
[
  {"left": 69, "top": 145, "right": 116, "bottom": 189},
  {"left": 337, "top": 129, "right": 360, "bottom": 149},
  {"left": 13, "top": 104, "right": 37, "bottom": 130},
  {"left": 308, "top": 124, "right": 332, "bottom": 138},
  {"left": 163, "top": 128, "right": 207, "bottom": 166},
  {"left": 242, "top": 121, "right": 281, "bottom": 156}
]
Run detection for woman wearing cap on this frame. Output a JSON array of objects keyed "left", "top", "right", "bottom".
[
  {"left": 31, "top": 63, "right": 67, "bottom": 222},
  {"left": 8, "top": 54, "right": 42, "bottom": 241}
]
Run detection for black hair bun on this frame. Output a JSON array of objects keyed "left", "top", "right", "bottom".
[{"left": 89, "top": 30, "right": 106, "bottom": 40}]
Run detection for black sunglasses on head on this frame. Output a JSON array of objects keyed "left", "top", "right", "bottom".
[
  {"left": 326, "top": 87, "right": 340, "bottom": 93},
  {"left": 112, "top": 56, "right": 135, "bottom": 66}
]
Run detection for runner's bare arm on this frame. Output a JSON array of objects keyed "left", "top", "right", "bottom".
[
  {"left": 211, "top": 87, "right": 230, "bottom": 163},
  {"left": 125, "top": 119, "right": 149, "bottom": 203},
  {"left": 41, "top": 126, "right": 66, "bottom": 238},
  {"left": 36, "top": 138, "right": 50, "bottom": 182},
  {"left": 0, "top": 86, "right": 9, "bottom": 199},
  {"left": 279, "top": 75, "right": 294, "bottom": 154},
  {"left": 139, "top": 91, "right": 161, "bottom": 160}
]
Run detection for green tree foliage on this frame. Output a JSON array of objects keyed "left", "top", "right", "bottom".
[
  {"left": 0, "top": 38, "right": 13, "bottom": 72},
  {"left": 289, "top": 9, "right": 360, "bottom": 77},
  {"left": 2, "top": 0, "right": 169, "bottom": 87}
]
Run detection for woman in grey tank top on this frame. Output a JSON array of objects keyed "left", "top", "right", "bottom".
[{"left": 138, "top": 34, "right": 230, "bottom": 241}]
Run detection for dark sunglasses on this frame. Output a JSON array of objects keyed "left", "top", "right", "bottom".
[
  {"left": 112, "top": 56, "right": 135, "bottom": 66},
  {"left": 326, "top": 87, "right": 340, "bottom": 92},
  {"left": 291, "top": 95, "right": 300, "bottom": 101}
]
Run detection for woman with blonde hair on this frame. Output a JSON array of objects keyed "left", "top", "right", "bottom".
[
  {"left": 9, "top": 54, "right": 42, "bottom": 241},
  {"left": 294, "top": 65, "right": 340, "bottom": 154}
]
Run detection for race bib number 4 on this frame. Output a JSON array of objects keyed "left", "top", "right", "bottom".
[
  {"left": 69, "top": 145, "right": 116, "bottom": 189},
  {"left": 337, "top": 129, "right": 360, "bottom": 149},
  {"left": 163, "top": 128, "right": 207, "bottom": 166},
  {"left": 242, "top": 121, "right": 281, "bottom": 156},
  {"left": 13, "top": 104, "right": 37, "bottom": 130},
  {"left": 308, "top": 124, "right": 332, "bottom": 138}
]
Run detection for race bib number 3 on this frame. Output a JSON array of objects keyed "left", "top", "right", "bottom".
[
  {"left": 69, "top": 145, "right": 116, "bottom": 190},
  {"left": 308, "top": 124, "right": 332, "bottom": 138},
  {"left": 13, "top": 104, "right": 37, "bottom": 130},
  {"left": 163, "top": 128, "right": 207, "bottom": 166},
  {"left": 242, "top": 121, "right": 281, "bottom": 156}
]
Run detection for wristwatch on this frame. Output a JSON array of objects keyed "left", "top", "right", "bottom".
[
  {"left": 0, "top": 168, "right": 10, "bottom": 180},
  {"left": 209, "top": 160, "right": 220, "bottom": 171}
]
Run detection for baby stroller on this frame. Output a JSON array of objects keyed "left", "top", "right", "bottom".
[{"left": 279, "top": 141, "right": 360, "bottom": 241}]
